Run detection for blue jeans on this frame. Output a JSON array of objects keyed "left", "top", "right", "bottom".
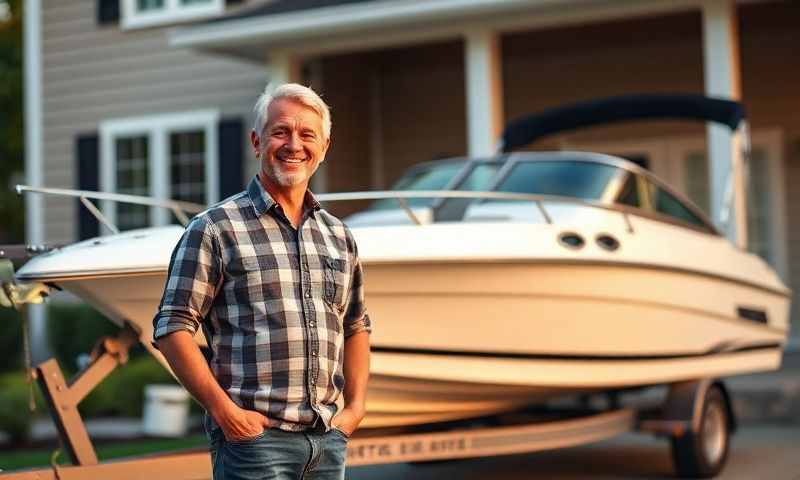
[{"left": 205, "top": 415, "right": 348, "bottom": 480}]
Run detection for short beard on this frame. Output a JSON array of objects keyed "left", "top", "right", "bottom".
[
  {"left": 258, "top": 137, "right": 322, "bottom": 188},
  {"left": 264, "top": 167, "right": 308, "bottom": 187}
]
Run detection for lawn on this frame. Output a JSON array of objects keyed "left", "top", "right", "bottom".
[{"left": 0, "top": 434, "right": 207, "bottom": 472}]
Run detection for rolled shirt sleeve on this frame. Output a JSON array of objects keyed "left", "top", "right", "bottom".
[
  {"left": 153, "top": 215, "right": 221, "bottom": 341},
  {"left": 343, "top": 232, "right": 371, "bottom": 338}
]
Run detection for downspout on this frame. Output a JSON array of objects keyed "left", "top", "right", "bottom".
[{"left": 23, "top": 0, "right": 49, "bottom": 362}]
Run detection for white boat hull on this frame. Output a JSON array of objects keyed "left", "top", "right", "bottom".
[
  {"left": 43, "top": 258, "right": 787, "bottom": 428},
  {"left": 364, "top": 260, "right": 787, "bottom": 357},
  {"left": 16, "top": 218, "right": 790, "bottom": 428}
]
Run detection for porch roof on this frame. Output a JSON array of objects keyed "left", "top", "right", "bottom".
[{"left": 169, "top": 0, "right": 649, "bottom": 60}]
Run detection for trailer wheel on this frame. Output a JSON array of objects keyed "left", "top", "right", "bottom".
[{"left": 670, "top": 384, "right": 730, "bottom": 478}]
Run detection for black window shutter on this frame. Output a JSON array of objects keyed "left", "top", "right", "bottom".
[
  {"left": 218, "top": 118, "right": 245, "bottom": 200},
  {"left": 76, "top": 134, "right": 100, "bottom": 241},
  {"left": 97, "top": 0, "right": 120, "bottom": 25}
]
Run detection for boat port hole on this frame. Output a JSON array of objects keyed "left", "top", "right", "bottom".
[
  {"left": 558, "top": 232, "right": 585, "bottom": 249},
  {"left": 596, "top": 234, "right": 620, "bottom": 251}
]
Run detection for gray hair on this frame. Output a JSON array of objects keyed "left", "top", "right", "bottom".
[{"left": 253, "top": 83, "right": 331, "bottom": 141}]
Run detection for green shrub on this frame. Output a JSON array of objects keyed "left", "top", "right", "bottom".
[
  {"left": 1, "top": 302, "right": 118, "bottom": 374},
  {"left": 0, "top": 308, "right": 25, "bottom": 372},
  {"left": 80, "top": 355, "right": 176, "bottom": 418},
  {"left": 0, "top": 372, "right": 45, "bottom": 444},
  {"left": 0, "top": 356, "right": 180, "bottom": 442},
  {"left": 2, "top": 302, "right": 203, "bottom": 428},
  {"left": 44, "top": 303, "right": 203, "bottom": 417},
  {"left": 47, "top": 303, "right": 120, "bottom": 372}
]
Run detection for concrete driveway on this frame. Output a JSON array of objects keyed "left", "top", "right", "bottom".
[{"left": 348, "top": 425, "right": 800, "bottom": 480}]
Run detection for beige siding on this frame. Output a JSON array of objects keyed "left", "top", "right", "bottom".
[
  {"left": 41, "top": 0, "right": 267, "bottom": 244},
  {"left": 377, "top": 41, "right": 467, "bottom": 183},
  {"left": 320, "top": 52, "right": 373, "bottom": 215},
  {"left": 319, "top": 41, "right": 466, "bottom": 218},
  {"left": 503, "top": 11, "right": 708, "bottom": 147}
]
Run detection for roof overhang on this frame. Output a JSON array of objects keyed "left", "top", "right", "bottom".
[{"left": 170, "top": 0, "right": 704, "bottom": 61}]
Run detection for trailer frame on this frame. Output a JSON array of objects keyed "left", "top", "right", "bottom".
[{"left": 0, "top": 333, "right": 734, "bottom": 479}]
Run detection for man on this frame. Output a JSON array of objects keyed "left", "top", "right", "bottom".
[{"left": 153, "top": 83, "right": 371, "bottom": 480}]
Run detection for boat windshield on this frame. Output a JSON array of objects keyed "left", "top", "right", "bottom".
[
  {"left": 368, "top": 161, "right": 466, "bottom": 211},
  {"left": 457, "top": 162, "right": 503, "bottom": 191},
  {"left": 615, "top": 172, "right": 712, "bottom": 231},
  {"left": 368, "top": 160, "right": 501, "bottom": 211},
  {"left": 493, "top": 160, "right": 622, "bottom": 201},
  {"left": 646, "top": 179, "right": 710, "bottom": 230}
]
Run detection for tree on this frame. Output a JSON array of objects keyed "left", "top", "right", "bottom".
[{"left": 0, "top": 0, "right": 24, "bottom": 243}]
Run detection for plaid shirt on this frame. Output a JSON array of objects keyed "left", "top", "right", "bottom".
[{"left": 153, "top": 176, "right": 371, "bottom": 432}]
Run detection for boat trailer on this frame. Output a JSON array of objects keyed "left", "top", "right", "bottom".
[{"left": 0, "top": 324, "right": 736, "bottom": 479}]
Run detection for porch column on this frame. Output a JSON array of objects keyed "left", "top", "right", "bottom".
[
  {"left": 702, "top": 0, "right": 746, "bottom": 248},
  {"left": 369, "top": 68, "right": 385, "bottom": 189},
  {"left": 268, "top": 51, "right": 302, "bottom": 86},
  {"left": 464, "top": 30, "right": 504, "bottom": 157}
]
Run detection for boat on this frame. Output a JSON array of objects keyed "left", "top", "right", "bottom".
[{"left": 13, "top": 94, "right": 791, "bottom": 428}]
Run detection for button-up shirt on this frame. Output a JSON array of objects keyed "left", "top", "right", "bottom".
[{"left": 153, "top": 176, "right": 371, "bottom": 432}]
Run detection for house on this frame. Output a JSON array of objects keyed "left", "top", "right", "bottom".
[{"left": 24, "top": 0, "right": 799, "bottom": 345}]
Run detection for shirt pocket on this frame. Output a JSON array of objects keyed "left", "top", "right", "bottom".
[
  {"left": 323, "top": 257, "right": 348, "bottom": 311},
  {"left": 228, "top": 255, "right": 277, "bottom": 276},
  {"left": 227, "top": 254, "right": 262, "bottom": 274},
  {"left": 226, "top": 255, "right": 280, "bottom": 302}
]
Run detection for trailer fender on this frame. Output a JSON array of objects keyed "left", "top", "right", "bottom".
[{"left": 663, "top": 379, "right": 736, "bottom": 435}]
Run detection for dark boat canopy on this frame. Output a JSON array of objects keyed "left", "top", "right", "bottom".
[{"left": 501, "top": 94, "right": 746, "bottom": 153}]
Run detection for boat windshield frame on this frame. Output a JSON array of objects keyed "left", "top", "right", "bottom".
[
  {"left": 366, "top": 157, "right": 504, "bottom": 213},
  {"left": 365, "top": 157, "right": 470, "bottom": 212},
  {"left": 481, "top": 152, "right": 719, "bottom": 235},
  {"left": 428, "top": 157, "right": 509, "bottom": 209}
]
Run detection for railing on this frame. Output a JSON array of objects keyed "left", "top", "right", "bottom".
[
  {"left": 16, "top": 185, "right": 206, "bottom": 235},
  {"left": 16, "top": 185, "right": 637, "bottom": 234},
  {"left": 317, "top": 190, "right": 635, "bottom": 231}
]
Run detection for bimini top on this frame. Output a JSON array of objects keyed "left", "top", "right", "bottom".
[{"left": 501, "top": 94, "right": 746, "bottom": 153}]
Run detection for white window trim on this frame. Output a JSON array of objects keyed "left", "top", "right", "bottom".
[
  {"left": 100, "top": 109, "right": 220, "bottom": 230},
  {"left": 121, "top": 0, "right": 224, "bottom": 30}
]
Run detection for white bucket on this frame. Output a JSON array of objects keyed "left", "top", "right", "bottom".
[{"left": 142, "top": 384, "right": 190, "bottom": 437}]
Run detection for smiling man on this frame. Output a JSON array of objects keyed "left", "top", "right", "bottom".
[{"left": 153, "top": 83, "right": 371, "bottom": 480}]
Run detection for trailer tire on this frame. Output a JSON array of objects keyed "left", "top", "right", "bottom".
[{"left": 670, "top": 384, "right": 730, "bottom": 478}]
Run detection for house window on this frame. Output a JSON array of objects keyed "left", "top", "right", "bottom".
[
  {"left": 121, "top": 0, "right": 223, "bottom": 30},
  {"left": 100, "top": 110, "right": 219, "bottom": 231},
  {"left": 137, "top": 0, "right": 165, "bottom": 12},
  {"left": 170, "top": 130, "right": 206, "bottom": 205},
  {"left": 115, "top": 136, "right": 151, "bottom": 230}
]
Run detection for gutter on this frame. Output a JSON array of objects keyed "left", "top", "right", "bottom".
[
  {"left": 170, "top": 0, "right": 574, "bottom": 49},
  {"left": 24, "top": 0, "right": 43, "bottom": 241}
]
